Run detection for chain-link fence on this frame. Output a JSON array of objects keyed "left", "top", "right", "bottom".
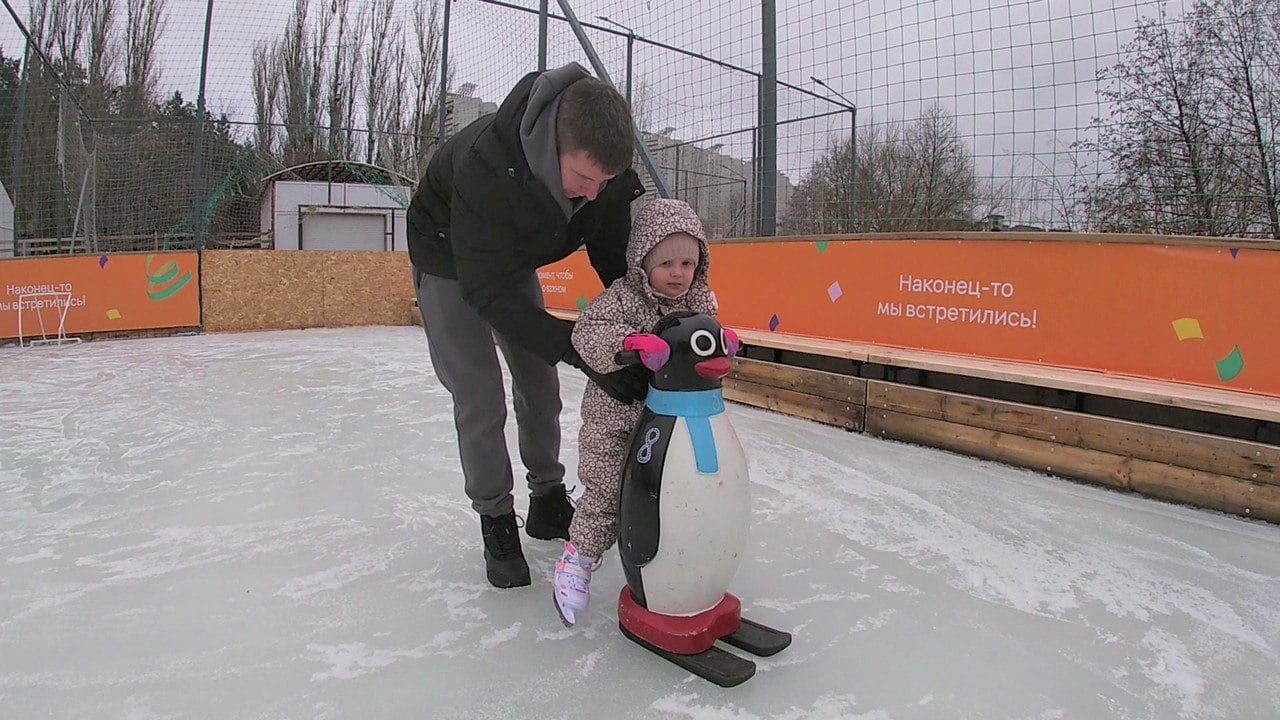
[{"left": 1, "top": 0, "right": 1277, "bottom": 257}]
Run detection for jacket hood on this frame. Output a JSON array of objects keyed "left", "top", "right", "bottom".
[
  {"left": 518, "top": 63, "right": 592, "bottom": 218},
  {"left": 625, "top": 199, "right": 711, "bottom": 302}
]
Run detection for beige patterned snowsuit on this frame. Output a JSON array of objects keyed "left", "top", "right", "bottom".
[{"left": 569, "top": 199, "right": 717, "bottom": 558}]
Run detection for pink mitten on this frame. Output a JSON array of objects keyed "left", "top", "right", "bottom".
[
  {"left": 723, "top": 327, "right": 740, "bottom": 357},
  {"left": 622, "top": 333, "right": 670, "bottom": 371}
]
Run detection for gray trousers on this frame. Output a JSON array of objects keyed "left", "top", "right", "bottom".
[{"left": 413, "top": 267, "right": 566, "bottom": 517}]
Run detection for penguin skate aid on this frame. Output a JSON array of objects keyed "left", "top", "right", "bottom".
[
  {"left": 553, "top": 201, "right": 790, "bottom": 685},
  {"left": 554, "top": 198, "right": 718, "bottom": 627},
  {"left": 612, "top": 312, "right": 791, "bottom": 687}
]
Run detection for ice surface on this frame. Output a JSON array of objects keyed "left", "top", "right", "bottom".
[{"left": 1, "top": 326, "right": 1277, "bottom": 719}]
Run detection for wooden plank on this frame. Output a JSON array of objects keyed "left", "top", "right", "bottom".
[
  {"left": 710, "top": 231, "right": 1278, "bottom": 250},
  {"left": 729, "top": 357, "right": 867, "bottom": 405},
  {"left": 734, "top": 328, "right": 874, "bottom": 362},
  {"left": 866, "top": 382, "right": 1280, "bottom": 486},
  {"left": 734, "top": 328, "right": 1280, "bottom": 424},
  {"left": 1128, "top": 460, "right": 1280, "bottom": 523},
  {"left": 554, "top": 309, "right": 1280, "bottom": 424},
  {"left": 866, "top": 409, "right": 1280, "bottom": 523},
  {"left": 723, "top": 378, "right": 863, "bottom": 431},
  {"left": 866, "top": 409, "right": 1133, "bottom": 491}
]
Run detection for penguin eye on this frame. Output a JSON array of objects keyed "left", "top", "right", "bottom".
[{"left": 690, "top": 329, "right": 717, "bottom": 357}]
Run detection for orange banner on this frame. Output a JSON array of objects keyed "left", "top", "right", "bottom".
[
  {"left": 540, "top": 240, "right": 1280, "bottom": 397},
  {"left": 1, "top": 252, "right": 200, "bottom": 340}
]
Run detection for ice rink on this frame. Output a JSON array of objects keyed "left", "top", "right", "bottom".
[{"left": 2, "top": 326, "right": 1278, "bottom": 719}]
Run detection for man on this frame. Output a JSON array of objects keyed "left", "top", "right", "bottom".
[{"left": 406, "top": 63, "right": 648, "bottom": 589}]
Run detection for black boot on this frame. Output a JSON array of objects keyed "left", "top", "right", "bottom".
[
  {"left": 525, "top": 485, "right": 574, "bottom": 541},
  {"left": 480, "top": 512, "right": 530, "bottom": 588}
]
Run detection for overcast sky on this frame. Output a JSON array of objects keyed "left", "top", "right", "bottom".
[{"left": 0, "top": 0, "right": 1192, "bottom": 215}]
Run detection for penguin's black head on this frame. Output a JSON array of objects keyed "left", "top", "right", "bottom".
[{"left": 647, "top": 312, "right": 739, "bottom": 392}]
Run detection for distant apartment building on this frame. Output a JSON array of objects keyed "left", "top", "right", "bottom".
[
  {"left": 640, "top": 130, "right": 792, "bottom": 239},
  {"left": 444, "top": 85, "right": 499, "bottom": 136}
]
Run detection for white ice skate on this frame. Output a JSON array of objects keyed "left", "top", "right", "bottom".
[{"left": 552, "top": 541, "right": 600, "bottom": 626}]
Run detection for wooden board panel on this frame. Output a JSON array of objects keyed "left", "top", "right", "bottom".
[
  {"left": 711, "top": 231, "right": 1276, "bottom": 250},
  {"left": 1128, "top": 459, "right": 1280, "bottom": 523},
  {"left": 723, "top": 378, "right": 863, "bottom": 431},
  {"left": 866, "top": 409, "right": 1133, "bottom": 491},
  {"left": 866, "top": 409, "right": 1280, "bottom": 523},
  {"left": 320, "top": 252, "right": 414, "bottom": 327},
  {"left": 201, "top": 250, "right": 325, "bottom": 331},
  {"left": 202, "top": 250, "right": 414, "bottom": 332},
  {"left": 866, "top": 382, "right": 1279, "bottom": 486},
  {"left": 729, "top": 357, "right": 867, "bottom": 404},
  {"left": 734, "top": 328, "right": 1280, "bottom": 424}
]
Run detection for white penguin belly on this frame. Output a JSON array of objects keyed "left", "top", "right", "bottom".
[{"left": 640, "top": 413, "right": 751, "bottom": 616}]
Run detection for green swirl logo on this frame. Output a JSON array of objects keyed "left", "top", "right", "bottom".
[{"left": 144, "top": 254, "right": 193, "bottom": 300}]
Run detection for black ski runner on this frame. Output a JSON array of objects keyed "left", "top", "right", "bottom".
[
  {"left": 620, "top": 617, "right": 792, "bottom": 687},
  {"left": 720, "top": 618, "right": 792, "bottom": 657}
]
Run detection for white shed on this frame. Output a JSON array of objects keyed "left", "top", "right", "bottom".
[{"left": 259, "top": 161, "right": 414, "bottom": 251}]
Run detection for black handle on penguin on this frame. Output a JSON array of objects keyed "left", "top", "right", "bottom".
[{"left": 615, "top": 350, "right": 641, "bottom": 366}]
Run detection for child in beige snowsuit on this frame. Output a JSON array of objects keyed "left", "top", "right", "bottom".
[{"left": 552, "top": 198, "right": 717, "bottom": 625}]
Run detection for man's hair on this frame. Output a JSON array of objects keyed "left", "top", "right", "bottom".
[{"left": 556, "top": 77, "right": 635, "bottom": 175}]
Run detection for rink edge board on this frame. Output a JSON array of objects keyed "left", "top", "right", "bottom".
[
  {"left": 721, "top": 356, "right": 1279, "bottom": 523},
  {"left": 865, "top": 383, "right": 1279, "bottom": 487},
  {"left": 723, "top": 357, "right": 866, "bottom": 431},
  {"left": 731, "top": 329, "right": 1280, "bottom": 425},
  {"left": 866, "top": 408, "right": 1280, "bottom": 524}
]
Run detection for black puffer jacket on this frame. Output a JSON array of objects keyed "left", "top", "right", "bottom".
[{"left": 406, "top": 70, "right": 645, "bottom": 365}]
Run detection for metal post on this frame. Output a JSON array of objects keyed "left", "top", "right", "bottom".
[
  {"left": 437, "top": 0, "right": 453, "bottom": 147},
  {"left": 849, "top": 106, "right": 857, "bottom": 231},
  {"left": 625, "top": 31, "right": 633, "bottom": 109},
  {"left": 757, "top": 0, "right": 777, "bottom": 235},
  {"left": 674, "top": 145, "right": 681, "bottom": 200},
  {"left": 538, "top": 0, "right": 548, "bottom": 70},
  {"left": 597, "top": 18, "right": 635, "bottom": 114},
  {"left": 11, "top": 33, "right": 30, "bottom": 254},
  {"left": 192, "top": 0, "right": 215, "bottom": 251},
  {"left": 812, "top": 76, "right": 858, "bottom": 232}
]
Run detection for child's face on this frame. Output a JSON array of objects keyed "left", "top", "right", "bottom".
[{"left": 647, "top": 233, "right": 699, "bottom": 298}]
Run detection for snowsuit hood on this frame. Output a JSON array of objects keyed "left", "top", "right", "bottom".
[{"left": 625, "top": 198, "right": 712, "bottom": 306}]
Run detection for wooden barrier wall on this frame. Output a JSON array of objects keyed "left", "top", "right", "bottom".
[
  {"left": 200, "top": 249, "right": 415, "bottom": 331},
  {"left": 723, "top": 355, "right": 1280, "bottom": 524},
  {"left": 539, "top": 232, "right": 1280, "bottom": 397},
  {"left": 15, "top": 239, "right": 1271, "bottom": 524}
]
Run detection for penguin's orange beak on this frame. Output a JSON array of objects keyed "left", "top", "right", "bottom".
[{"left": 694, "top": 356, "right": 732, "bottom": 379}]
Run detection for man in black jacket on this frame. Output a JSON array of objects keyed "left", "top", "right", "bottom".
[{"left": 407, "top": 63, "right": 647, "bottom": 589}]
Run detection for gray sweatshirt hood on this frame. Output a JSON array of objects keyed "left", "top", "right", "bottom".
[{"left": 520, "top": 62, "right": 592, "bottom": 219}]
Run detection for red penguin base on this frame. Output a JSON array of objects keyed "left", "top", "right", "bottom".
[{"left": 617, "top": 588, "right": 742, "bottom": 655}]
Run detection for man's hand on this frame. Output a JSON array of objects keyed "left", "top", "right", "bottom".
[{"left": 562, "top": 347, "right": 648, "bottom": 404}]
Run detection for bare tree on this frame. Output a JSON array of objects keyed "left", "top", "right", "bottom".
[
  {"left": 784, "top": 106, "right": 978, "bottom": 234},
  {"left": 377, "top": 42, "right": 412, "bottom": 174},
  {"left": 122, "top": 0, "right": 166, "bottom": 116},
  {"left": 363, "top": 0, "right": 398, "bottom": 166},
  {"left": 1197, "top": 0, "right": 1280, "bottom": 238},
  {"left": 84, "top": 0, "right": 117, "bottom": 116},
  {"left": 308, "top": 0, "right": 333, "bottom": 153},
  {"left": 409, "top": 0, "right": 444, "bottom": 174},
  {"left": 27, "top": 0, "right": 53, "bottom": 59},
  {"left": 903, "top": 105, "right": 977, "bottom": 227},
  {"left": 1081, "top": 4, "right": 1246, "bottom": 236},
  {"left": 50, "top": 0, "right": 86, "bottom": 74},
  {"left": 252, "top": 38, "right": 280, "bottom": 153},
  {"left": 325, "top": 0, "right": 358, "bottom": 158},
  {"left": 278, "top": 0, "right": 316, "bottom": 162}
]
